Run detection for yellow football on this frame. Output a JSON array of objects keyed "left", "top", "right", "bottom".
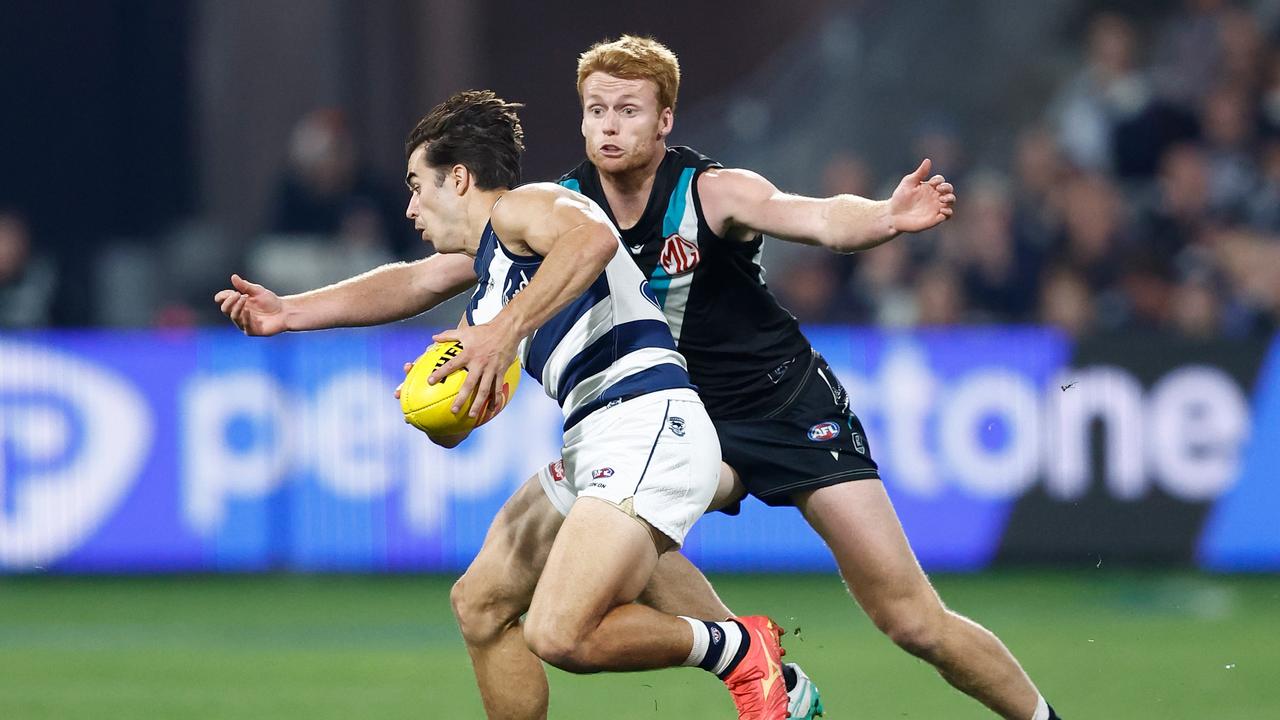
[{"left": 399, "top": 340, "right": 522, "bottom": 438}]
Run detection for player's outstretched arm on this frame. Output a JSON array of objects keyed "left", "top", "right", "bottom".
[
  {"left": 429, "top": 184, "right": 618, "bottom": 418},
  {"left": 699, "top": 158, "right": 956, "bottom": 253},
  {"left": 213, "top": 252, "right": 478, "bottom": 335}
]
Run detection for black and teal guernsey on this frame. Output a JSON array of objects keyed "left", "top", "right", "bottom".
[{"left": 558, "top": 147, "right": 811, "bottom": 419}]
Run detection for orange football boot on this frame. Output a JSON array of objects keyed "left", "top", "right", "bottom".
[{"left": 721, "top": 615, "right": 789, "bottom": 720}]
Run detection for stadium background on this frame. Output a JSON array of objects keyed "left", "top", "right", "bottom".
[{"left": 2, "top": 0, "right": 1278, "bottom": 717}]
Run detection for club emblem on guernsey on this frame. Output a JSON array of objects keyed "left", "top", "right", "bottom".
[
  {"left": 807, "top": 421, "right": 841, "bottom": 442},
  {"left": 668, "top": 416, "right": 686, "bottom": 436},
  {"left": 592, "top": 467, "right": 615, "bottom": 480},
  {"left": 659, "top": 234, "right": 700, "bottom": 275}
]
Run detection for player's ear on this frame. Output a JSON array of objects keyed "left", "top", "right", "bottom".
[
  {"left": 450, "top": 164, "right": 470, "bottom": 196},
  {"left": 657, "top": 107, "right": 674, "bottom": 140}
]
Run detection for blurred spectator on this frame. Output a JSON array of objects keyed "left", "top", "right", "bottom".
[
  {"left": 1244, "top": 138, "right": 1280, "bottom": 231},
  {"left": 1038, "top": 265, "right": 1095, "bottom": 337},
  {"left": 1049, "top": 12, "right": 1152, "bottom": 173},
  {"left": 1134, "top": 142, "right": 1212, "bottom": 257},
  {"left": 850, "top": 239, "right": 915, "bottom": 327},
  {"left": 268, "top": 109, "right": 414, "bottom": 257},
  {"left": 1116, "top": 247, "right": 1176, "bottom": 330},
  {"left": 1052, "top": 173, "right": 1124, "bottom": 289},
  {"left": 774, "top": 254, "right": 856, "bottom": 324},
  {"left": 909, "top": 118, "right": 969, "bottom": 184},
  {"left": 1152, "top": 0, "right": 1232, "bottom": 106},
  {"left": 1217, "top": 7, "right": 1267, "bottom": 93},
  {"left": 252, "top": 109, "right": 406, "bottom": 295},
  {"left": 1260, "top": 46, "right": 1280, "bottom": 133},
  {"left": 0, "top": 211, "right": 57, "bottom": 328},
  {"left": 1050, "top": 172, "right": 1130, "bottom": 328},
  {"left": 1011, "top": 126, "right": 1068, "bottom": 251},
  {"left": 1212, "top": 227, "right": 1280, "bottom": 334},
  {"left": 953, "top": 172, "right": 1042, "bottom": 321},
  {"left": 1170, "top": 271, "right": 1223, "bottom": 339},
  {"left": 821, "top": 153, "right": 874, "bottom": 199},
  {"left": 1199, "top": 84, "right": 1261, "bottom": 219},
  {"left": 912, "top": 263, "right": 965, "bottom": 326}
]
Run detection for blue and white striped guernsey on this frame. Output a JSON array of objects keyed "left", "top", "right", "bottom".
[{"left": 465, "top": 209, "right": 695, "bottom": 431}]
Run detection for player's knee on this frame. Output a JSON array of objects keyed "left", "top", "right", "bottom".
[
  {"left": 450, "top": 573, "right": 518, "bottom": 646},
  {"left": 871, "top": 600, "right": 947, "bottom": 662},
  {"left": 522, "top": 617, "right": 591, "bottom": 673}
]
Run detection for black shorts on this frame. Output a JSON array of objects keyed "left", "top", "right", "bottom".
[{"left": 714, "top": 350, "right": 879, "bottom": 510}]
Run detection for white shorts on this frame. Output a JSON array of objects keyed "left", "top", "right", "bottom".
[{"left": 537, "top": 388, "right": 720, "bottom": 547}]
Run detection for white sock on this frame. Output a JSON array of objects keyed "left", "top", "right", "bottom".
[
  {"left": 679, "top": 616, "right": 710, "bottom": 667},
  {"left": 678, "top": 616, "right": 746, "bottom": 675},
  {"left": 1031, "top": 694, "right": 1050, "bottom": 720}
]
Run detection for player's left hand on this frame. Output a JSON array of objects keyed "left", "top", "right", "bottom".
[
  {"left": 888, "top": 158, "right": 956, "bottom": 233},
  {"left": 429, "top": 319, "right": 520, "bottom": 417}
]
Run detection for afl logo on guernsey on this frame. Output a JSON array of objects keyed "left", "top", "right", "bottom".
[
  {"left": 807, "top": 421, "right": 841, "bottom": 442},
  {"left": 659, "top": 234, "right": 700, "bottom": 275}
]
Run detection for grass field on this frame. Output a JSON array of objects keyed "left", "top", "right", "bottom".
[{"left": 1, "top": 571, "right": 1277, "bottom": 719}]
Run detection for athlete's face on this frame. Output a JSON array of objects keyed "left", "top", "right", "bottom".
[
  {"left": 580, "top": 72, "right": 673, "bottom": 174},
  {"left": 404, "top": 145, "right": 468, "bottom": 254}
]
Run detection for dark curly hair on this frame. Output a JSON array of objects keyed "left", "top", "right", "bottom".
[{"left": 405, "top": 90, "right": 525, "bottom": 190}]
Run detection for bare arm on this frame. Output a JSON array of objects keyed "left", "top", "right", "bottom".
[
  {"left": 698, "top": 159, "right": 955, "bottom": 253},
  {"left": 214, "top": 252, "right": 477, "bottom": 335},
  {"left": 428, "top": 184, "right": 618, "bottom": 415},
  {"left": 490, "top": 192, "right": 618, "bottom": 339}
]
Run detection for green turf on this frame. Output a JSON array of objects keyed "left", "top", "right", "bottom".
[{"left": 1, "top": 572, "right": 1277, "bottom": 718}]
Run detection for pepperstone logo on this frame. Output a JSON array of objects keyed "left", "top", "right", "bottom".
[{"left": 0, "top": 340, "right": 152, "bottom": 569}]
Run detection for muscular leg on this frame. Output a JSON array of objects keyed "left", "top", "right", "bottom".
[
  {"left": 638, "top": 461, "right": 743, "bottom": 619},
  {"left": 640, "top": 551, "right": 734, "bottom": 619},
  {"left": 451, "top": 471, "right": 739, "bottom": 718},
  {"left": 450, "top": 475, "right": 562, "bottom": 720},
  {"left": 796, "top": 479, "right": 1042, "bottom": 719},
  {"left": 522, "top": 497, "right": 696, "bottom": 673}
]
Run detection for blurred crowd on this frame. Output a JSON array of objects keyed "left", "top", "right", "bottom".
[
  {"left": 774, "top": 0, "right": 1280, "bottom": 338},
  {"left": 6, "top": 0, "right": 1280, "bottom": 339}
]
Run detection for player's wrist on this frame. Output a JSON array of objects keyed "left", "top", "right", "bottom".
[
  {"left": 278, "top": 296, "right": 303, "bottom": 332},
  {"left": 875, "top": 199, "right": 903, "bottom": 243},
  {"left": 499, "top": 303, "right": 534, "bottom": 341}
]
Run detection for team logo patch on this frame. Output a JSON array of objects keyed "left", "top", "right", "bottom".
[
  {"left": 807, "top": 421, "right": 841, "bottom": 442},
  {"left": 592, "top": 467, "right": 615, "bottom": 480},
  {"left": 548, "top": 459, "right": 566, "bottom": 483},
  {"left": 668, "top": 416, "right": 686, "bottom": 436},
  {"left": 659, "top": 234, "right": 700, "bottom": 275}
]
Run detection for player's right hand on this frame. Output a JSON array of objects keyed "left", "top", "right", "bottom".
[{"left": 214, "top": 274, "right": 288, "bottom": 336}]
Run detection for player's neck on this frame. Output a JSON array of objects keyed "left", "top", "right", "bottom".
[
  {"left": 598, "top": 147, "right": 665, "bottom": 228},
  {"left": 462, "top": 188, "right": 507, "bottom": 255}
]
